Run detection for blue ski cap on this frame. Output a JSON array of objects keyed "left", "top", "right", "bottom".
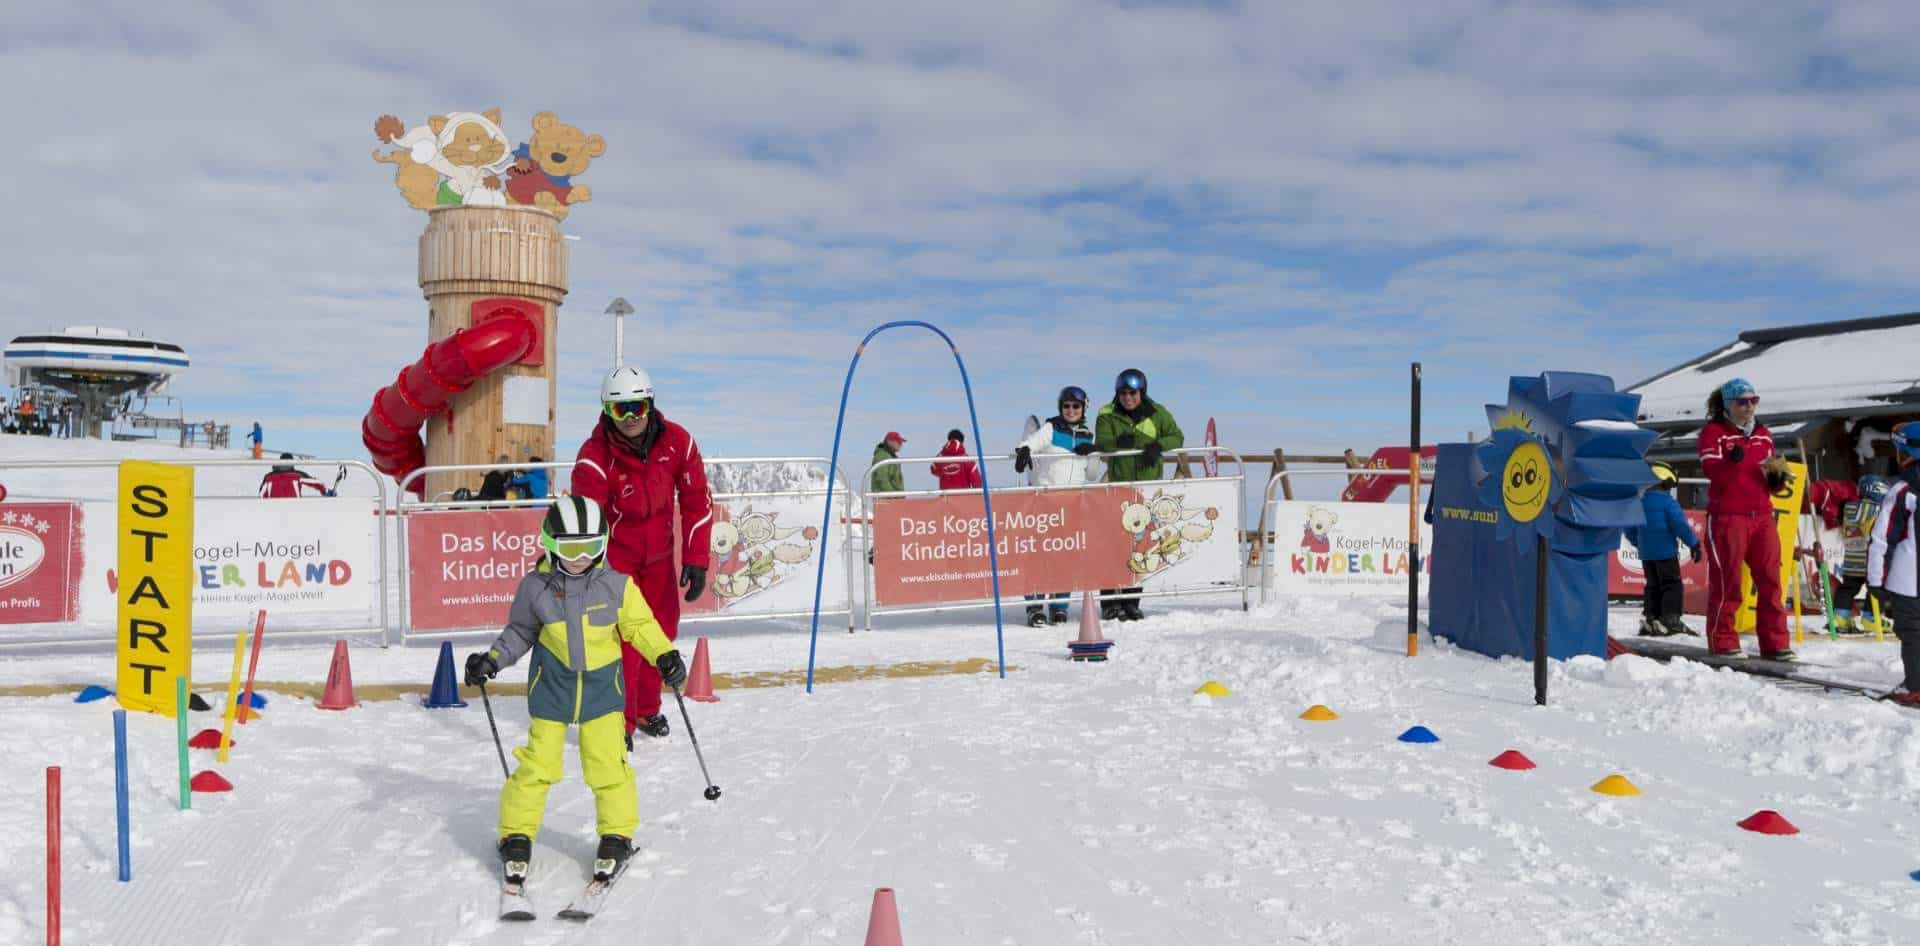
[
  {"left": 1720, "top": 377, "right": 1756, "bottom": 401},
  {"left": 1894, "top": 422, "right": 1920, "bottom": 461}
]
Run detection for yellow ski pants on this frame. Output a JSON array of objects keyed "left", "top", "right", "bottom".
[{"left": 498, "top": 712, "right": 636, "bottom": 839}]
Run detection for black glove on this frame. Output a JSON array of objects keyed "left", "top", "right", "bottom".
[
  {"left": 1765, "top": 470, "right": 1790, "bottom": 493},
  {"left": 1116, "top": 432, "right": 1137, "bottom": 449},
  {"left": 1688, "top": 544, "right": 1702, "bottom": 564},
  {"left": 1072, "top": 442, "right": 1096, "bottom": 456},
  {"left": 464, "top": 651, "right": 499, "bottom": 687},
  {"left": 657, "top": 650, "right": 688, "bottom": 689},
  {"left": 1726, "top": 444, "right": 1745, "bottom": 464},
  {"left": 1141, "top": 441, "right": 1163, "bottom": 466},
  {"left": 680, "top": 564, "right": 707, "bottom": 602},
  {"left": 1014, "top": 446, "right": 1032, "bottom": 473}
]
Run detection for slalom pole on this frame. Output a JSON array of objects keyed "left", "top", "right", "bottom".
[
  {"left": 174, "top": 676, "right": 190, "bottom": 810},
  {"left": 237, "top": 610, "right": 266, "bottom": 724},
  {"left": 1870, "top": 592, "right": 1887, "bottom": 643},
  {"left": 217, "top": 630, "right": 245, "bottom": 764},
  {"left": 47, "top": 766, "right": 60, "bottom": 946},
  {"left": 1408, "top": 362, "right": 1422, "bottom": 658},
  {"left": 114, "top": 710, "right": 130, "bottom": 883},
  {"left": 670, "top": 684, "right": 721, "bottom": 802},
  {"left": 1534, "top": 532, "right": 1549, "bottom": 706},
  {"left": 1790, "top": 558, "right": 1805, "bottom": 646},
  {"left": 477, "top": 682, "right": 510, "bottom": 779}
]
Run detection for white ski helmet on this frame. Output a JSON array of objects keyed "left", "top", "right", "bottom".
[{"left": 600, "top": 366, "right": 654, "bottom": 403}]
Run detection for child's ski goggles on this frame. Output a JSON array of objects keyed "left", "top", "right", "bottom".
[
  {"left": 604, "top": 398, "right": 652, "bottom": 422},
  {"left": 542, "top": 533, "right": 607, "bottom": 561}
]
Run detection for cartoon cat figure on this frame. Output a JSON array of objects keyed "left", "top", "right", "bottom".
[{"left": 372, "top": 110, "right": 513, "bottom": 210}]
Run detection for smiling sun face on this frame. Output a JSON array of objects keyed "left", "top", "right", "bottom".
[{"left": 1502, "top": 440, "right": 1550, "bottom": 523}]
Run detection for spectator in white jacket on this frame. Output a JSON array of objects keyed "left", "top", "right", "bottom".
[
  {"left": 1013, "top": 386, "right": 1098, "bottom": 626},
  {"left": 1866, "top": 420, "right": 1920, "bottom": 707}
]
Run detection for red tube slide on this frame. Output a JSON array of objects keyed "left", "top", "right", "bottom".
[{"left": 361, "top": 308, "right": 539, "bottom": 495}]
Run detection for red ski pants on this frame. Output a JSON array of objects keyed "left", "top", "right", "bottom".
[
  {"left": 1704, "top": 512, "right": 1790, "bottom": 654},
  {"left": 619, "top": 563, "right": 681, "bottom": 730}
]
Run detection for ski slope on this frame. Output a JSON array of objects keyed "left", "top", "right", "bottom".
[{"left": 4, "top": 596, "right": 1919, "bottom": 945}]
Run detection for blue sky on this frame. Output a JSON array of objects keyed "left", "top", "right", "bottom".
[{"left": 5, "top": 0, "right": 1919, "bottom": 493}]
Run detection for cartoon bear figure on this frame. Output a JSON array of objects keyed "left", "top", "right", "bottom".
[
  {"left": 710, "top": 519, "right": 754, "bottom": 599},
  {"left": 1121, "top": 500, "right": 1160, "bottom": 576},
  {"left": 1302, "top": 506, "right": 1338, "bottom": 555},
  {"left": 506, "top": 111, "right": 606, "bottom": 220},
  {"left": 372, "top": 110, "right": 512, "bottom": 210}
]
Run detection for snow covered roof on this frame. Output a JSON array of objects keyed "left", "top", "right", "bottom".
[{"left": 1627, "top": 312, "right": 1920, "bottom": 430}]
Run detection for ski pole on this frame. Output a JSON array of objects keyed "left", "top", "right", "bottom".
[
  {"left": 670, "top": 684, "right": 722, "bottom": 801},
  {"left": 478, "top": 682, "right": 510, "bottom": 779}
]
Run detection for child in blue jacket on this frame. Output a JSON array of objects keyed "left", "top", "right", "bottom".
[{"left": 1626, "top": 462, "right": 1702, "bottom": 636}]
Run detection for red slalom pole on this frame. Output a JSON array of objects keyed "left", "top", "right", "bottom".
[
  {"left": 47, "top": 766, "right": 60, "bottom": 946},
  {"left": 238, "top": 610, "right": 267, "bottom": 724}
]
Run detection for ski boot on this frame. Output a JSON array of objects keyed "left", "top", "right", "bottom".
[
  {"left": 1886, "top": 690, "right": 1920, "bottom": 708},
  {"left": 1100, "top": 601, "right": 1123, "bottom": 622},
  {"left": 1637, "top": 616, "right": 1670, "bottom": 637},
  {"left": 1120, "top": 601, "right": 1145, "bottom": 622},
  {"left": 1026, "top": 606, "right": 1049, "bottom": 628},
  {"left": 1049, "top": 607, "right": 1070, "bottom": 625},
  {"left": 1660, "top": 617, "right": 1698, "bottom": 637},
  {"left": 499, "top": 834, "right": 533, "bottom": 885},
  {"left": 593, "top": 835, "right": 633, "bottom": 882},
  {"left": 1760, "top": 649, "right": 1798, "bottom": 662},
  {"left": 635, "top": 713, "right": 670, "bottom": 739}
]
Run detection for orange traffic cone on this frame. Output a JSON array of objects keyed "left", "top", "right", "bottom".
[
  {"left": 684, "top": 637, "right": 719, "bottom": 703},
  {"left": 1069, "top": 591, "right": 1113, "bottom": 661},
  {"left": 317, "top": 640, "right": 358, "bottom": 710},
  {"left": 863, "top": 887, "right": 902, "bottom": 946}
]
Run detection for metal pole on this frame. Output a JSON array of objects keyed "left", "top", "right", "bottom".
[
  {"left": 606, "top": 297, "right": 633, "bottom": 368},
  {"left": 1534, "top": 532, "right": 1549, "bottom": 706},
  {"left": 1408, "top": 362, "right": 1422, "bottom": 657}
]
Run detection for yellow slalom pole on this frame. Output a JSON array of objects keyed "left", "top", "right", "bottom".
[
  {"left": 217, "top": 630, "right": 246, "bottom": 764},
  {"left": 1790, "top": 556, "right": 1804, "bottom": 645},
  {"left": 1870, "top": 592, "right": 1887, "bottom": 643}
]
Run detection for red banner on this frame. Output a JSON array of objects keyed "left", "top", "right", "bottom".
[
  {"left": 1607, "top": 509, "right": 1710, "bottom": 615},
  {"left": 405, "top": 507, "right": 545, "bottom": 631},
  {"left": 1341, "top": 447, "right": 1438, "bottom": 503},
  {"left": 0, "top": 502, "right": 84, "bottom": 624}
]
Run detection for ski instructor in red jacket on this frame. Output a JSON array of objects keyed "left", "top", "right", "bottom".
[
  {"left": 571, "top": 366, "right": 715, "bottom": 744},
  {"left": 1697, "top": 376, "right": 1795, "bottom": 660}
]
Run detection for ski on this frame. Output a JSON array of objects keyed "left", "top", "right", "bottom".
[
  {"left": 499, "top": 880, "right": 536, "bottom": 922},
  {"left": 556, "top": 863, "right": 627, "bottom": 921}
]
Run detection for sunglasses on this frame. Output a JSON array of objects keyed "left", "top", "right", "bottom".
[
  {"left": 1731, "top": 396, "right": 1760, "bottom": 407},
  {"left": 542, "top": 534, "right": 606, "bottom": 561},
  {"left": 604, "top": 398, "right": 652, "bottom": 421},
  {"left": 1061, "top": 401, "right": 1085, "bottom": 410}
]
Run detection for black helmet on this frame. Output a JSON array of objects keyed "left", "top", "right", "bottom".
[
  {"left": 1115, "top": 368, "right": 1147, "bottom": 395},
  {"left": 947, "top": 428, "right": 965, "bottom": 443},
  {"left": 540, "top": 495, "right": 608, "bottom": 568},
  {"left": 1058, "top": 386, "right": 1088, "bottom": 408}
]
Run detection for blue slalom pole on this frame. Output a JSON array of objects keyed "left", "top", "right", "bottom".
[
  {"left": 807, "top": 321, "right": 1006, "bottom": 692},
  {"left": 113, "top": 708, "right": 130, "bottom": 882}
]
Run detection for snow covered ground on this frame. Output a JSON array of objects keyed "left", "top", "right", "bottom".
[{"left": 4, "top": 594, "right": 1919, "bottom": 946}]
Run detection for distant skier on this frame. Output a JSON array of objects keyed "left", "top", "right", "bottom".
[
  {"left": 1624, "top": 461, "right": 1700, "bottom": 637},
  {"left": 248, "top": 421, "right": 264, "bottom": 460},
  {"left": 510, "top": 456, "right": 550, "bottom": 500},
  {"left": 1697, "top": 377, "right": 1793, "bottom": 660},
  {"left": 570, "top": 366, "right": 714, "bottom": 744},
  {"left": 1833, "top": 475, "right": 1891, "bottom": 635},
  {"left": 931, "top": 429, "right": 982, "bottom": 490},
  {"left": 1095, "top": 368, "right": 1184, "bottom": 621},
  {"left": 1865, "top": 422, "right": 1920, "bottom": 707},
  {"left": 463, "top": 496, "right": 688, "bottom": 902},
  {"left": 1013, "top": 385, "right": 1097, "bottom": 626},
  {"left": 259, "top": 453, "right": 330, "bottom": 498}
]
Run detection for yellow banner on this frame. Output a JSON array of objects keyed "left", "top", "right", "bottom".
[
  {"left": 116, "top": 461, "right": 195, "bottom": 715},
  {"left": 1737, "top": 460, "right": 1805, "bottom": 634}
]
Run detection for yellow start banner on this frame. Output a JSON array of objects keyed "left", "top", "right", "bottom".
[
  {"left": 116, "top": 461, "right": 195, "bottom": 715},
  {"left": 1737, "top": 460, "right": 1806, "bottom": 634}
]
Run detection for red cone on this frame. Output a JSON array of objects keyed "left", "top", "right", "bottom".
[
  {"left": 188, "top": 729, "right": 231, "bottom": 750},
  {"left": 317, "top": 639, "right": 358, "bottom": 710},
  {"left": 1605, "top": 636, "right": 1629, "bottom": 660},
  {"left": 683, "top": 637, "right": 719, "bottom": 703},
  {"left": 190, "top": 771, "right": 233, "bottom": 793},
  {"left": 863, "top": 887, "right": 902, "bottom": 946},
  {"left": 1489, "top": 750, "right": 1537, "bottom": 770},
  {"left": 1738, "top": 810, "right": 1799, "bottom": 835}
]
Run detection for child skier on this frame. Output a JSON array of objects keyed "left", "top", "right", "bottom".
[
  {"left": 1834, "top": 476, "right": 1891, "bottom": 634},
  {"left": 1625, "top": 461, "right": 1702, "bottom": 636},
  {"left": 463, "top": 496, "right": 687, "bottom": 910},
  {"left": 1866, "top": 422, "right": 1920, "bottom": 707}
]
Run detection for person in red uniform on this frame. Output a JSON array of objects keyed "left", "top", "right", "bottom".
[
  {"left": 570, "top": 366, "right": 714, "bottom": 744},
  {"left": 259, "top": 453, "right": 330, "bottom": 498},
  {"left": 1697, "top": 377, "right": 1795, "bottom": 659},
  {"left": 931, "top": 429, "right": 982, "bottom": 491}
]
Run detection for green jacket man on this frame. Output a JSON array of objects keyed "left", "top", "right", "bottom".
[
  {"left": 870, "top": 431, "right": 907, "bottom": 493},
  {"left": 1096, "top": 368, "right": 1183, "bottom": 483}
]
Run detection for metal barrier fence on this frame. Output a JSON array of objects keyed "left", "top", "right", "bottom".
[
  {"left": 0, "top": 457, "right": 389, "bottom": 647},
  {"left": 862, "top": 446, "right": 1248, "bottom": 629},
  {"left": 392, "top": 458, "right": 859, "bottom": 641}
]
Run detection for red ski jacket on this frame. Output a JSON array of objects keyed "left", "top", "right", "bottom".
[
  {"left": 931, "top": 438, "right": 982, "bottom": 491},
  {"left": 259, "top": 469, "right": 328, "bottom": 498},
  {"left": 571, "top": 412, "right": 714, "bottom": 576},
  {"left": 1698, "top": 419, "right": 1776, "bottom": 516}
]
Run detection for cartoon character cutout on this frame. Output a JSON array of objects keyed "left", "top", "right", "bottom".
[
  {"left": 373, "top": 110, "right": 514, "bottom": 210},
  {"left": 706, "top": 504, "right": 819, "bottom": 602},
  {"left": 1123, "top": 490, "right": 1219, "bottom": 577},
  {"left": 505, "top": 112, "right": 605, "bottom": 220},
  {"left": 1302, "top": 506, "right": 1338, "bottom": 554}
]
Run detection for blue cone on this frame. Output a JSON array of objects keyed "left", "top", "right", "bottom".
[
  {"left": 1397, "top": 725, "right": 1440, "bottom": 744},
  {"left": 243, "top": 691, "right": 268, "bottom": 709},
  {"left": 1911, "top": 870, "right": 1920, "bottom": 883},
  {"left": 75, "top": 685, "right": 114, "bottom": 704},
  {"left": 425, "top": 641, "right": 467, "bottom": 708}
]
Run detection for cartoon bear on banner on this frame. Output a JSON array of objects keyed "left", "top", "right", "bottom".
[{"left": 505, "top": 112, "right": 605, "bottom": 219}]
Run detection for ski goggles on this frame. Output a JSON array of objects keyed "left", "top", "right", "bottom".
[
  {"left": 1729, "top": 396, "right": 1760, "bottom": 407},
  {"left": 604, "top": 398, "right": 653, "bottom": 422},
  {"left": 541, "top": 533, "right": 607, "bottom": 561}
]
